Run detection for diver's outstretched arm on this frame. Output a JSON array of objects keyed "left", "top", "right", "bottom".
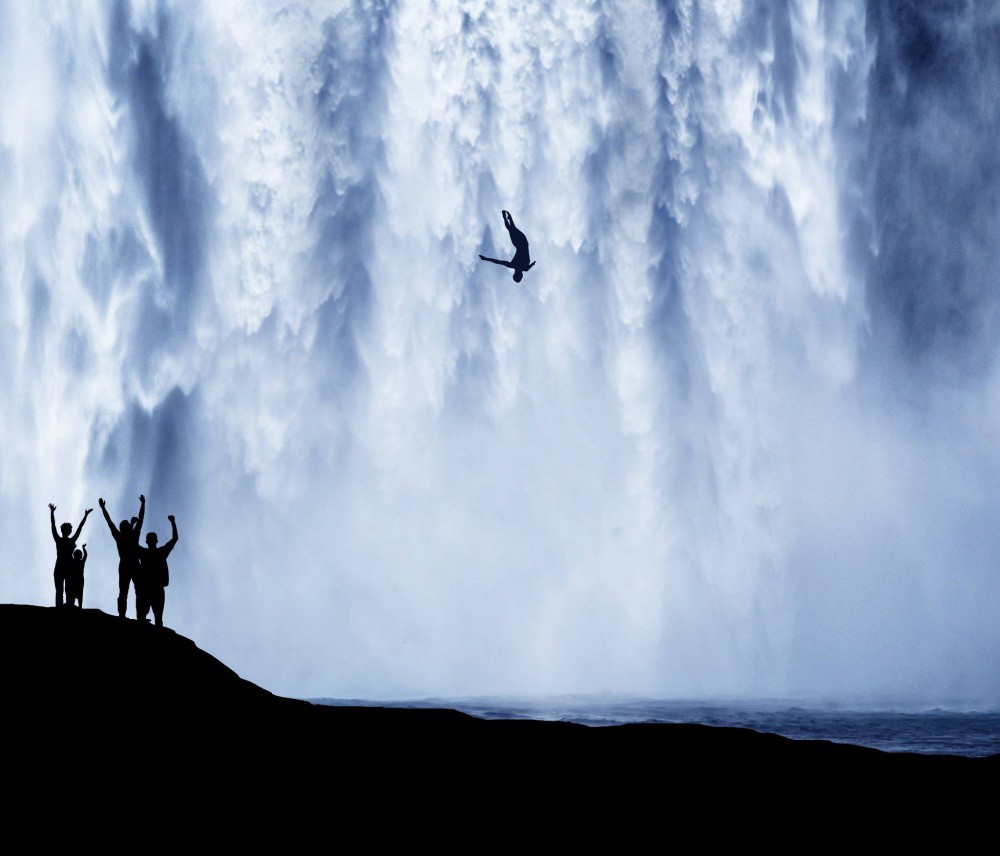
[
  {"left": 526, "top": 261, "right": 536, "bottom": 271},
  {"left": 99, "top": 499, "right": 119, "bottom": 537},
  {"left": 73, "top": 508, "right": 93, "bottom": 542},
  {"left": 480, "top": 255, "right": 514, "bottom": 268},
  {"left": 49, "top": 504, "right": 58, "bottom": 542}
]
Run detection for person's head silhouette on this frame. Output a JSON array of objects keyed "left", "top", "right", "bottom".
[
  {"left": 513, "top": 271, "right": 523, "bottom": 282},
  {"left": 120, "top": 518, "right": 131, "bottom": 533},
  {"left": 60, "top": 522, "right": 72, "bottom": 536},
  {"left": 146, "top": 532, "right": 158, "bottom": 547},
  {"left": 73, "top": 548, "right": 83, "bottom": 561}
]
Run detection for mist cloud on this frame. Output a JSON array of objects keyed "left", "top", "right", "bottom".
[{"left": 0, "top": 0, "right": 998, "bottom": 703}]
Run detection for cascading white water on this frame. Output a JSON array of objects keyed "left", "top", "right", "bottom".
[{"left": 2, "top": 0, "right": 999, "bottom": 701}]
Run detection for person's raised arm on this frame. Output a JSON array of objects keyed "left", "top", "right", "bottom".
[
  {"left": 49, "top": 504, "right": 58, "bottom": 542},
  {"left": 135, "top": 494, "right": 145, "bottom": 535},
  {"left": 81, "top": 544, "right": 88, "bottom": 565},
  {"left": 163, "top": 514, "right": 179, "bottom": 556},
  {"left": 73, "top": 508, "right": 93, "bottom": 542},
  {"left": 99, "top": 498, "right": 119, "bottom": 537}
]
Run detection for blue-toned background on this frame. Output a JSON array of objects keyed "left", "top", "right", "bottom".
[{"left": 1, "top": 0, "right": 999, "bottom": 702}]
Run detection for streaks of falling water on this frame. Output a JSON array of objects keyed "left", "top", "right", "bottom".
[{"left": 1, "top": 2, "right": 999, "bottom": 702}]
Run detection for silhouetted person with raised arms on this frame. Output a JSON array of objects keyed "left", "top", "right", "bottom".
[
  {"left": 480, "top": 210, "right": 536, "bottom": 282},
  {"left": 66, "top": 544, "right": 87, "bottom": 609},
  {"left": 49, "top": 504, "right": 92, "bottom": 607},
  {"left": 135, "top": 514, "right": 178, "bottom": 627},
  {"left": 100, "top": 495, "right": 145, "bottom": 619}
]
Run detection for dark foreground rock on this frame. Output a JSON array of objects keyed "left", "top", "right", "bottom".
[{"left": 1, "top": 604, "right": 994, "bottom": 838}]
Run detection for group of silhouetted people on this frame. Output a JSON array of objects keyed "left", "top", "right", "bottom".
[{"left": 49, "top": 496, "right": 179, "bottom": 627}]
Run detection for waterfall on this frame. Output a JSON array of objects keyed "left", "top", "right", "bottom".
[{"left": 1, "top": 0, "right": 998, "bottom": 701}]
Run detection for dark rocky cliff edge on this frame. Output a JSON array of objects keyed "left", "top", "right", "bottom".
[{"left": 2, "top": 604, "right": 994, "bottom": 839}]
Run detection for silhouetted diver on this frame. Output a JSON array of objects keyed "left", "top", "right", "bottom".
[
  {"left": 136, "top": 515, "right": 178, "bottom": 627},
  {"left": 66, "top": 544, "right": 87, "bottom": 609},
  {"left": 100, "top": 495, "right": 145, "bottom": 619},
  {"left": 49, "top": 504, "right": 91, "bottom": 608},
  {"left": 479, "top": 210, "right": 536, "bottom": 282}
]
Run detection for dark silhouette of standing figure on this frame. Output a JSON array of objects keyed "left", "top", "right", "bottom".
[
  {"left": 479, "top": 210, "right": 536, "bottom": 282},
  {"left": 49, "top": 504, "right": 92, "bottom": 607},
  {"left": 66, "top": 544, "right": 87, "bottom": 609},
  {"left": 136, "top": 515, "right": 178, "bottom": 627},
  {"left": 99, "top": 495, "right": 145, "bottom": 618}
]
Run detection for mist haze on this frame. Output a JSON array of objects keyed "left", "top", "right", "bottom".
[{"left": 1, "top": 0, "right": 998, "bottom": 701}]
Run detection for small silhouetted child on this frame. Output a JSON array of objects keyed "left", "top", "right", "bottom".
[{"left": 66, "top": 544, "right": 87, "bottom": 609}]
